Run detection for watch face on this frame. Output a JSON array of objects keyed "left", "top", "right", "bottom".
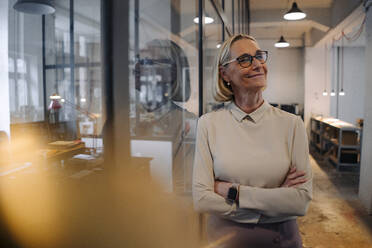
[{"left": 227, "top": 187, "right": 238, "bottom": 201}]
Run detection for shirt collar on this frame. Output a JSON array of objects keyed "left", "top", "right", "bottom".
[{"left": 228, "top": 100, "right": 270, "bottom": 123}]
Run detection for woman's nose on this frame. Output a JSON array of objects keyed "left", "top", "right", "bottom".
[{"left": 251, "top": 57, "right": 262, "bottom": 69}]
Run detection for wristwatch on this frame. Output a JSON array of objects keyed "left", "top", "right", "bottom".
[{"left": 227, "top": 183, "right": 239, "bottom": 203}]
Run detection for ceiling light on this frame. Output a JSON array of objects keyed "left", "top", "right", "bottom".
[
  {"left": 13, "top": 0, "right": 55, "bottom": 15},
  {"left": 339, "top": 89, "right": 345, "bottom": 96},
  {"left": 193, "top": 16, "right": 214, "bottom": 24},
  {"left": 216, "top": 43, "right": 221, "bottom": 48},
  {"left": 274, "top": 36, "right": 290, "bottom": 48},
  {"left": 283, "top": 2, "right": 306, "bottom": 21},
  {"left": 322, "top": 90, "right": 328, "bottom": 96},
  {"left": 330, "top": 90, "right": 336, "bottom": 96}
]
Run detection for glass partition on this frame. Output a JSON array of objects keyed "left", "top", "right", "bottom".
[
  {"left": 44, "top": 0, "right": 102, "bottom": 144},
  {"left": 128, "top": 0, "right": 198, "bottom": 194},
  {"left": 8, "top": 0, "right": 44, "bottom": 123}
]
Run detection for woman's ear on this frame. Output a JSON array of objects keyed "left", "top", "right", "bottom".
[{"left": 219, "top": 66, "right": 230, "bottom": 83}]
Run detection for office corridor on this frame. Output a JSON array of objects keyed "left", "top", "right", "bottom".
[{"left": 298, "top": 155, "right": 372, "bottom": 248}]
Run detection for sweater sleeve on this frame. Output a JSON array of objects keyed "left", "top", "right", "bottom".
[
  {"left": 192, "top": 116, "right": 237, "bottom": 216},
  {"left": 192, "top": 116, "right": 261, "bottom": 221},
  {"left": 238, "top": 116, "right": 313, "bottom": 217}
]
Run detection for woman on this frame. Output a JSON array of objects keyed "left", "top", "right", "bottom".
[{"left": 192, "top": 34, "right": 312, "bottom": 248}]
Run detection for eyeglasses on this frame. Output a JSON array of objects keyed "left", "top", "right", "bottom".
[{"left": 222, "top": 51, "right": 268, "bottom": 68}]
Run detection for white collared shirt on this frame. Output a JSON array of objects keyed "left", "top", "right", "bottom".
[{"left": 192, "top": 100, "right": 312, "bottom": 223}]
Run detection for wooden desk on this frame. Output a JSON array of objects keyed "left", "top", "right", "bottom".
[{"left": 39, "top": 142, "right": 86, "bottom": 163}]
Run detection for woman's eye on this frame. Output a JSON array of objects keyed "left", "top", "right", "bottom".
[{"left": 240, "top": 57, "right": 251, "bottom": 62}]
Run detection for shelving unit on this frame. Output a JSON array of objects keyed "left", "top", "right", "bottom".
[{"left": 310, "top": 116, "right": 362, "bottom": 171}]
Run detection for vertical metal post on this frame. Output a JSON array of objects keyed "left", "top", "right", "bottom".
[
  {"left": 102, "top": 0, "right": 114, "bottom": 167},
  {"left": 134, "top": 0, "right": 139, "bottom": 58},
  {"left": 198, "top": 0, "right": 205, "bottom": 239},
  {"left": 242, "top": 0, "right": 245, "bottom": 33},
  {"left": 42, "top": 15, "right": 47, "bottom": 121},
  {"left": 198, "top": 0, "right": 203, "bottom": 117},
  {"left": 171, "top": 0, "right": 181, "bottom": 35},
  {"left": 238, "top": 0, "right": 240, "bottom": 33},
  {"left": 246, "top": 0, "right": 250, "bottom": 34},
  {"left": 232, "top": 0, "right": 235, "bottom": 34},
  {"left": 102, "top": 0, "right": 130, "bottom": 169},
  {"left": 70, "top": 0, "right": 75, "bottom": 99},
  {"left": 222, "top": 0, "right": 225, "bottom": 41},
  {"left": 70, "top": 0, "right": 77, "bottom": 138}
]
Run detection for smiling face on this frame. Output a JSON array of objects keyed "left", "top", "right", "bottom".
[{"left": 220, "top": 38, "right": 268, "bottom": 94}]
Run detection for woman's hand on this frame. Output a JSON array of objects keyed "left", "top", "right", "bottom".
[
  {"left": 214, "top": 180, "right": 232, "bottom": 198},
  {"left": 281, "top": 166, "right": 307, "bottom": 188}
]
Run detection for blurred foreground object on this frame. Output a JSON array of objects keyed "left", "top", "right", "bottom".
[{"left": 0, "top": 162, "right": 199, "bottom": 248}]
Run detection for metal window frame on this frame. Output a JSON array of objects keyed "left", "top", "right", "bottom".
[{"left": 42, "top": 0, "right": 76, "bottom": 131}]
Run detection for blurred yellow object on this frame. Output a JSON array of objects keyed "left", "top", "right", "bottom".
[{"left": 0, "top": 162, "right": 200, "bottom": 248}]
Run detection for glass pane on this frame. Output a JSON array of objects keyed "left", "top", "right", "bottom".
[
  {"left": 43, "top": 0, "right": 103, "bottom": 145},
  {"left": 45, "top": 0, "right": 71, "bottom": 66},
  {"left": 74, "top": 0, "right": 101, "bottom": 64},
  {"left": 73, "top": 0, "right": 103, "bottom": 146},
  {"left": 45, "top": 68, "right": 74, "bottom": 122},
  {"left": 203, "top": 0, "right": 224, "bottom": 114},
  {"left": 223, "top": 0, "right": 233, "bottom": 37},
  {"left": 8, "top": 0, "right": 44, "bottom": 123},
  {"left": 129, "top": 0, "right": 198, "bottom": 194}
]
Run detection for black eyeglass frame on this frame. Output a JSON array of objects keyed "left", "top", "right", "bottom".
[{"left": 222, "top": 50, "right": 268, "bottom": 68}]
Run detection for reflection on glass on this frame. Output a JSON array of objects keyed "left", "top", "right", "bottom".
[
  {"left": 129, "top": 0, "right": 198, "bottom": 194},
  {"left": 8, "top": 0, "right": 44, "bottom": 123},
  {"left": 44, "top": 0, "right": 102, "bottom": 141},
  {"left": 132, "top": 39, "right": 197, "bottom": 193},
  {"left": 204, "top": 0, "right": 224, "bottom": 114}
]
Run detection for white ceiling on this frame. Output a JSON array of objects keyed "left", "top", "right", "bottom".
[
  {"left": 249, "top": 0, "right": 334, "bottom": 47},
  {"left": 250, "top": 0, "right": 333, "bottom": 10}
]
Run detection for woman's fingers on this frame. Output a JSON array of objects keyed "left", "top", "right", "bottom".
[
  {"left": 289, "top": 166, "right": 296, "bottom": 173},
  {"left": 287, "top": 170, "right": 305, "bottom": 180},
  {"left": 281, "top": 167, "right": 307, "bottom": 187},
  {"left": 287, "top": 176, "right": 308, "bottom": 187}
]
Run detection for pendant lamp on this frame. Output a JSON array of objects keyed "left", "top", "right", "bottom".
[
  {"left": 284, "top": 2, "right": 306, "bottom": 21},
  {"left": 339, "top": 35, "right": 346, "bottom": 96},
  {"left": 323, "top": 44, "right": 328, "bottom": 96},
  {"left": 275, "top": 36, "right": 290, "bottom": 48},
  {"left": 13, "top": 0, "right": 55, "bottom": 15}
]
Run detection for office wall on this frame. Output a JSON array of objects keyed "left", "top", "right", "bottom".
[
  {"left": 0, "top": 0, "right": 10, "bottom": 135},
  {"left": 259, "top": 40, "right": 305, "bottom": 108},
  {"left": 304, "top": 46, "right": 331, "bottom": 129},
  {"left": 330, "top": 47, "right": 365, "bottom": 125},
  {"left": 304, "top": 45, "right": 365, "bottom": 129},
  {"left": 359, "top": 9, "right": 372, "bottom": 214}
]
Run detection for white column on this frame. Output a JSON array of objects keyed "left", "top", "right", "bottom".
[
  {"left": 359, "top": 2, "right": 372, "bottom": 214},
  {"left": 0, "top": 1, "right": 10, "bottom": 136}
]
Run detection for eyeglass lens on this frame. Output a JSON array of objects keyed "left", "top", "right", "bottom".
[{"left": 238, "top": 51, "right": 267, "bottom": 68}]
